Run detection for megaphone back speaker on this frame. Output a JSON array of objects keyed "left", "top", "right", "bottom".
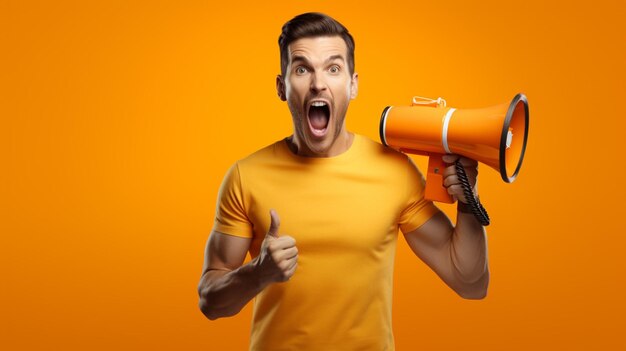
[{"left": 380, "top": 93, "right": 529, "bottom": 203}]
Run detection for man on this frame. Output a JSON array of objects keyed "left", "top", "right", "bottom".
[{"left": 198, "top": 12, "right": 489, "bottom": 350}]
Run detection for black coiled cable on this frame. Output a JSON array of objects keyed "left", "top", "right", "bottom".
[{"left": 455, "top": 160, "right": 490, "bottom": 226}]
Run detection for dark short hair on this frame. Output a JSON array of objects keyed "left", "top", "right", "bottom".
[{"left": 278, "top": 12, "right": 355, "bottom": 76}]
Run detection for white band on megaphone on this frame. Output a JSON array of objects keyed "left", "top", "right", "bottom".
[{"left": 442, "top": 108, "right": 456, "bottom": 154}]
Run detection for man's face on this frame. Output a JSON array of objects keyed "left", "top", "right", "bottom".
[{"left": 277, "top": 36, "right": 358, "bottom": 157}]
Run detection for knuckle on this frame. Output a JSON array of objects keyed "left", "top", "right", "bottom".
[
  {"left": 443, "top": 175, "right": 456, "bottom": 187},
  {"left": 447, "top": 185, "right": 461, "bottom": 195}
]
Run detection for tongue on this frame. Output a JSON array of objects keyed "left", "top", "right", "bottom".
[{"left": 309, "top": 107, "right": 328, "bottom": 130}]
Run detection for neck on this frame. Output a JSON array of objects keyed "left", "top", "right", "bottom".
[{"left": 287, "top": 131, "right": 355, "bottom": 158}]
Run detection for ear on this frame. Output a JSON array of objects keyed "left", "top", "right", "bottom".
[
  {"left": 276, "top": 75, "right": 286, "bottom": 101},
  {"left": 350, "top": 72, "right": 359, "bottom": 100}
]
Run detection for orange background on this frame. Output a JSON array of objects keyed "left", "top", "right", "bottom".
[{"left": 2, "top": 0, "right": 625, "bottom": 350}]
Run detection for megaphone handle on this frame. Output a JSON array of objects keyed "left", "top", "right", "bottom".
[
  {"left": 455, "top": 160, "right": 491, "bottom": 226},
  {"left": 423, "top": 154, "right": 491, "bottom": 226},
  {"left": 424, "top": 154, "right": 455, "bottom": 203}
]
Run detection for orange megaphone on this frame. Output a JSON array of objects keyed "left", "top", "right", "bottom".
[{"left": 379, "top": 93, "right": 529, "bottom": 203}]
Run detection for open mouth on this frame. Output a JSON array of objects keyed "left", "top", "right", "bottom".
[{"left": 307, "top": 101, "right": 330, "bottom": 137}]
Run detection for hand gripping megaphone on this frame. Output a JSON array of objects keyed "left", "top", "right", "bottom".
[{"left": 379, "top": 93, "right": 529, "bottom": 215}]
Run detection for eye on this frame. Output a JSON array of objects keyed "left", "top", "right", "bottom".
[
  {"left": 295, "top": 66, "right": 308, "bottom": 75},
  {"left": 329, "top": 65, "right": 340, "bottom": 74}
]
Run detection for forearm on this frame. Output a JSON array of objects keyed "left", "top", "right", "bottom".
[
  {"left": 449, "top": 211, "right": 489, "bottom": 292},
  {"left": 198, "top": 258, "right": 267, "bottom": 320}
]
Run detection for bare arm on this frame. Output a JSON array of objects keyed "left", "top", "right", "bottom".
[
  {"left": 197, "top": 231, "right": 258, "bottom": 320},
  {"left": 198, "top": 210, "right": 298, "bottom": 320},
  {"left": 403, "top": 154, "right": 489, "bottom": 299},
  {"left": 404, "top": 211, "right": 489, "bottom": 299}
]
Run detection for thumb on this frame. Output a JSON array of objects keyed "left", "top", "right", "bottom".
[
  {"left": 442, "top": 153, "right": 460, "bottom": 164},
  {"left": 267, "top": 209, "right": 281, "bottom": 238}
]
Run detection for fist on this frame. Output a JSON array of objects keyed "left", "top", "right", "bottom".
[
  {"left": 257, "top": 209, "right": 298, "bottom": 284},
  {"left": 442, "top": 154, "right": 479, "bottom": 204}
]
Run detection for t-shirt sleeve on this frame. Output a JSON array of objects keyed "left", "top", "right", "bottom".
[
  {"left": 213, "top": 163, "right": 254, "bottom": 238},
  {"left": 398, "top": 156, "right": 440, "bottom": 234}
]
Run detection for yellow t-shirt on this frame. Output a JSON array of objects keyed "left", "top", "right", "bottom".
[{"left": 214, "top": 134, "right": 439, "bottom": 351}]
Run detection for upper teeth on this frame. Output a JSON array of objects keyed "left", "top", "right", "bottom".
[{"left": 311, "top": 101, "right": 327, "bottom": 107}]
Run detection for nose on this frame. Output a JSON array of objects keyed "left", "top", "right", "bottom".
[{"left": 309, "top": 70, "right": 327, "bottom": 94}]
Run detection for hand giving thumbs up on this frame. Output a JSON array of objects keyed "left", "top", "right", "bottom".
[{"left": 255, "top": 209, "right": 298, "bottom": 284}]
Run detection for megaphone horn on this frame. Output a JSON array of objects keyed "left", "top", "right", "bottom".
[{"left": 379, "top": 93, "right": 529, "bottom": 204}]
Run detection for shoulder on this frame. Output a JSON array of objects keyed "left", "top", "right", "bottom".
[
  {"left": 236, "top": 139, "right": 286, "bottom": 168},
  {"left": 355, "top": 134, "right": 414, "bottom": 167},
  {"left": 353, "top": 135, "right": 426, "bottom": 184},
  {"left": 226, "top": 139, "right": 297, "bottom": 187},
  {"left": 218, "top": 140, "right": 286, "bottom": 197}
]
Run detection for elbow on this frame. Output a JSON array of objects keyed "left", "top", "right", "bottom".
[
  {"left": 198, "top": 283, "right": 214, "bottom": 320},
  {"left": 457, "top": 287, "right": 488, "bottom": 300},
  {"left": 455, "top": 273, "right": 489, "bottom": 300},
  {"left": 199, "top": 298, "right": 219, "bottom": 320},
  {"left": 199, "top": 296, "right": 224, "bottom": 321},
  {"left": 198, "top": 280, "right": 223, "bottom": 320},
  {"left": 197, "top": 276, "right": 245, "bottom": 320},
  {"left": 198, "top": 295, "right": 239, "bottom": 321}
]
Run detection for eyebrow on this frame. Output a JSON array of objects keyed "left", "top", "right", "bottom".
[{"left": 291, "top": 54, "right": 345, "bottom": 66}]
